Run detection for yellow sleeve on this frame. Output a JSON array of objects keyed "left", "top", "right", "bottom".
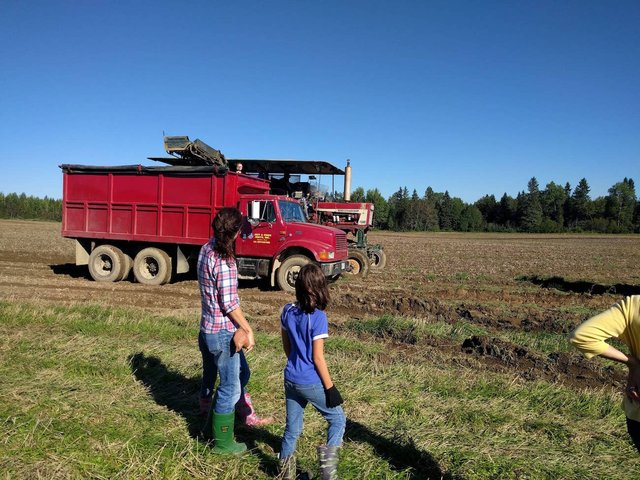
[{"left": 569, "top": 296, "right": 636, "bottom": 359}]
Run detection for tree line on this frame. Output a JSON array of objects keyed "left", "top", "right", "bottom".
[
  {"left": 2, "top": 175, "right": 639, "bottom": 233},
  {"left": 0, "top": 193, "right": 62, "bottom": 222},
  {"left": 346, "top": 176, "right": 640, "bottom": 233}
]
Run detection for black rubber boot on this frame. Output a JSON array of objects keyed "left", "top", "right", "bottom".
[{"left": 317, "top": 445, "right": 339, "bottom": 480}]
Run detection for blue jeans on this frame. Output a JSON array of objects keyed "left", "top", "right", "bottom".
[
  {"left": 280, "top": 380, "right": 346, "bottom": 458},
  {"left": 200, "top": 333, "right": 250, "bottom": 399},
  {"left": 198, "top": 330, "right": 242, "bottom": 414}
]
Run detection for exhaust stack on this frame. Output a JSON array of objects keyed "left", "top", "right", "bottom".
[{"left": 343, "top": 159, "right": 352, "bottom": 201}]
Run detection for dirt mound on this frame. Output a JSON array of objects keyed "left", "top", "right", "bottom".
[
  {"left": 333, "top": 291, "right": 457, "bottom": 321},
  {"left": 461, "top": 335, "right": 624, "bottom": 389}
]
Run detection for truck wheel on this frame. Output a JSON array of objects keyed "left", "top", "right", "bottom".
[
  {"left": 88, "top": 245, "right": 126, "bottom": 282},
  {"left": 119, "top": 253, "right": 133, "bottom": 281},
  {"left": 277, "top": 255, "right": 310, "bottom": 293},
  {"left": 369, "top": 249, "right": 387, "bottom": 271},
  {"left": 346, "top": 250, "right": 369, "bottom": 277},
  {"left": 133, "top": 247, "right": 172, "bottom": 285}
]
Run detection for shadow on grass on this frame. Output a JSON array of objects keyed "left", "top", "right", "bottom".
[
  {"left": 129, "top": 352, "right": 453, "bottom": 479},
  {"left": 128, "top": 352, "right": 281, "bottom": 477},
  {"left": 345, "top": 419, "right": 459, "bottom": 480},
  {"left": 519, "top": 275, "right": 640, "bottom": 296}
]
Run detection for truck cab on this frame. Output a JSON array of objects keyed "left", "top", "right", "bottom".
[{"left": 236, "top": 195, "right": 348, "bottom": 292}]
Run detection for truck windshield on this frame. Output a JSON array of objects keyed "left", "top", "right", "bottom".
[{"left": 279, "top": 200, "right": 306, "bottom": 223}]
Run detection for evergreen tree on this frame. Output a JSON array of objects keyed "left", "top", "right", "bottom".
[
  {"left": 387, "top": 187, "right": 410, "bottom": 230},
  {"left": 422, "top": 187, "right": 439, "bottom": 231},
  {"left": 474, "top": 194, "right": 498, "bottom": 225},
  {"left": 569, "top": 178, "right": 591, "bottom": 228},
  {"left": 496, "top": 193, "right": 516, "bottom": 229},
  {"left": 438, "top": 191, "right": 453, "bottom": 230}
]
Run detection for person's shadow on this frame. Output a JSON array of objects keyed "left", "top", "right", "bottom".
[
  {"left": 128, "top": 352, "right": 282, "bottom": 476},
  {"left": 129, "top": 352, "right": 456, "bottom": 479}
]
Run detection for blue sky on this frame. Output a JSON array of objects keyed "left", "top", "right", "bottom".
[{"left": 1, "top": 0, "right": 638, "bottom": 203}]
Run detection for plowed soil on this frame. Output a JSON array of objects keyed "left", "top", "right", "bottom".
[{"left": 2, "top": 220, "right": 639, "bottom": 390}]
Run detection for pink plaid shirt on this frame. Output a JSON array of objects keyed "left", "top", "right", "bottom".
[{"left": 197, "top": 240, "right": 240, "bottom": 334}]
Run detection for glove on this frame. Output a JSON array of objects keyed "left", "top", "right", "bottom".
[{"left": 325, "top": 385, "right": 344, "bottom": 408}]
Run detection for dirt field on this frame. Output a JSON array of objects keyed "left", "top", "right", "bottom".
[{"left": 2, "top": 219, "right": 640, "bottom": 390}]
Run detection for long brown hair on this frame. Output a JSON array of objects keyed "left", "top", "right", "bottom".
[
  {"left": 213, "top": 207, "right": 242, "bottom": 260},
  {"left": 295, "top": 263, "right": 329, "bottom": 313}
]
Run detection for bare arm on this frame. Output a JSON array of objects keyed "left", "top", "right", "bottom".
[
  {"left": 598, "top": 345, "right": 640, "bottom": 403},
  {"left": 312, "top": 338, "right": 334, "bottom": 390},
  {"left": 228, "top": 307, "right": 255, "bottom": 352}
]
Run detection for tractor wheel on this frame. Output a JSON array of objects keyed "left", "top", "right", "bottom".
[
  {"left": 369, "top": 249, "right": 387, "bottom": 271},
  {"left": 346, "top": 249, "right": 370, "bottom": 277},
  {"left": 133, "top": 247, "right": 172, "bottom": 285},
  {"left": 88, "top": 245, "right": 126, "bottom": 282},
  {"left": 277, "top": 255, "right": 310, "bottom": 293}
]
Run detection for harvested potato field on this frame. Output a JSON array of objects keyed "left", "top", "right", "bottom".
[{"left": 2, "top": 220, "right": 639, "bottom": 389}]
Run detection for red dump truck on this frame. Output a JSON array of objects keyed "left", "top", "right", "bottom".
[{"left": 60, "top": 136, "right": 349, "bottom": 292}]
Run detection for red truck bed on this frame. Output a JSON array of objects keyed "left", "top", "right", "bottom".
[{"left": 61, "top": 164, "right": 269, "bottom": 245}]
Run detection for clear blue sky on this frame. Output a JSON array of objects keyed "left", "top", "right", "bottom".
[{"left": 1, "top": 0, "right": 638, "bottom": 203}]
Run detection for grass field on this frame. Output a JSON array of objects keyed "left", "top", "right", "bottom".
[
  {"left": 1, "top": 220, "right": 640, "bottom": 479},
  {"left": 1, "top": 301, "right": 639, "bottom": 479}
]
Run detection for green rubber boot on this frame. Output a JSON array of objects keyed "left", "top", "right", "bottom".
[{"left": 212, "top": 412, "right": 247, "bottom": 455}]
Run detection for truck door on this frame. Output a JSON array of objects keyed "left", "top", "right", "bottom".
[{"left": 236, "top": 199, "right": 281, "bottom": 258}]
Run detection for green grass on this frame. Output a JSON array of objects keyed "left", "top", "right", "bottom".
[{"left": 1, "top": 301, "right": 640, "bottom": 479}]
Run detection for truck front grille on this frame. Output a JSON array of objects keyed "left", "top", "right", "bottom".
[{"left": 336, "top": 232, "right": 348, "bottom": 255}]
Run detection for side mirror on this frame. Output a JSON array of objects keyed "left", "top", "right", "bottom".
[{"left": 248, "top": 218, "right": 259, "bottom": 227}]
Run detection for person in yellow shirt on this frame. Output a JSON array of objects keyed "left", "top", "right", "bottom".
[{"left": 569, "top": 295, "right": 640, "bottom": 452}]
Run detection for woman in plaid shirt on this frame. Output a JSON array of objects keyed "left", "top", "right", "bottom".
[{"left": 197, "top": 207, "right": 257, "bottom": 455}]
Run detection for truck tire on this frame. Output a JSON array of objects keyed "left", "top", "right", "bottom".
[
  {"left": 133, "top": 247, "right": 172, "bottom": 285},
  {"left": 277, "top": 255, "right": 310, "bottom": 293},
  {"left": 369, "top": 249, "right": 387, "bottom": 271},
  {"left": 119, "top": 253, "right": 133, "bottom": 281},
  {"left": 88, "top": 245, "right": 127, "bottom": 282},
  {"left": 346, "top": 249, "right": 369, "bottom": 277}
]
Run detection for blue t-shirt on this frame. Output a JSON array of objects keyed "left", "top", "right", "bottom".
[{"left": 280, "top": 303, "right": 329, "bottom": 385}]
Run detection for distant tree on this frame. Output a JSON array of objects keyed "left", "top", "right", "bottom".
[
  {"left": 438, "top": 191, "right": 453, "bottom": 230},
  {"left": 407, "top": 189, "right": 422, "bottom": 230},
  {"left": 540, "top": 181, "right": 567, "bottom": 229},
  {"left": 495, "top": 193, "right": 516, "bottom": 229},
  {"left": 422, "top": 187, "right": 439, "bottom": 231},
  {"left": 475, "top": 194, "right": 498, "bottom": 225},
  {"left": 605, "top": 178, "right": 636, "bottom": 232},
  {"left": 450, "top": 196, "right": 465, "bottom": 231},
  {"left": 459, "top": 205, "right": 484, "bottom": 231},
  {"left": 568, "top": 178, "right": 591, "bottom": 228},
  {"left": 351, "top": 187, "right": 366, "bottom": 202},
  {"left": 387, "top": 187, "right": 410, "bottom": 230},
  {"left": 365, "top": 188, "right": 389, "bottom": 229}
]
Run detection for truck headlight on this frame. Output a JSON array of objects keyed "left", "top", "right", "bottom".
[{"left": 318, "top": 251, "right": 335, "bottom": 260}]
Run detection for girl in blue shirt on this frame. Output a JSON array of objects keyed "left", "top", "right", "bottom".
[{"left": 279, "top": 263, "right": 346, "bottom": 480}]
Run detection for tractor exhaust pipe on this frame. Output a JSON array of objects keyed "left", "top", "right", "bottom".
[{"left": 343, "top": 159, "right": 351, "bottom": 201}]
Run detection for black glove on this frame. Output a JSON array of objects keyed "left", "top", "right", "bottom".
[{"left": 325, "top": 385, "right": 344, "bottom": 408}]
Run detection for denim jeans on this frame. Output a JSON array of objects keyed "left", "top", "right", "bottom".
[
  {"left": 200, "top": 334, "right": 250, "bottom": 399},
  {"left": 280, "top": 380, "right": 346, "bottom": 458},
  {"left": 198, "top": 330, "right": 241, "bottom": 414}
]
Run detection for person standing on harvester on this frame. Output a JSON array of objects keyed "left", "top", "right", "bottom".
[{"left": 278, "top": 263, "right": 346, "bottom": 479}]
